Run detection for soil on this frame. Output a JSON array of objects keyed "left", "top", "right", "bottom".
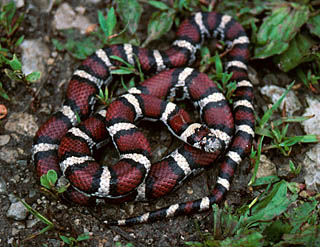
[{"left": 0, "top": 1, "right": 310, "bottom": 246}]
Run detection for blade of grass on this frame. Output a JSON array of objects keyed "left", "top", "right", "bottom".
[
  {"left": 248, "top": 135, "right": 264, "bottom": 186},
  {"left": 259, "top": 81, "right": 295, "bottom": 128}
]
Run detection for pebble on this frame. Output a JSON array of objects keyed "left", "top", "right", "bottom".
[
  {"left": 301, "top": 96, "right": 320, "bottom": 191},
  {"left": 47, "top": 239, "right": 61, "bottom": 247},
  {"left": 7, "top": 201, "right": 29, "bottom": 221},
  {"left": 0, "top": 176, "right": 7, "bottom": 194},
  {"left": 0, "top": 147, "right": 19, "bottom": 163},
  {"left": 113, "top": 235, "right": 121, "bottom": 242},
  {"left": 53, "top": 3, "right": 92, "bottom": 34},
  {"left": 303, "top": 144, "right": 320, "bottom": 191},
  {"left": 20, "top": 39, "right": 50, "bottom": 80},
  {"left": 0, "top": 134, "right": 10, "bottom": 146},
  {"left": 302, "top": 96, "right": 320, "bottom": 135},
  {"left": 256, "top": 155, "right": 277, "bottom": 178},
  {"left": 28, "top": 189, "right": 37, "bottom": 198},
  {"left": 4, "top": 112, "right": 38, "bottom": 137},
  {"left": 8, "top": 193, "right": 19, "bottom": 203},
  {"left": 30, "top": 0, "right": 54, "bottom": 12},
  {"left": 11, "top": 222, "right": 25, "bottom": 236},
  {"left": 16, "top": 159, "right": 28, "bottom": 167},
  {"left": 26, "top": 218, "right": 40, "bottom": 228},
  {"left": 260, "top": 85, "right": 301, "bottom": 116}
]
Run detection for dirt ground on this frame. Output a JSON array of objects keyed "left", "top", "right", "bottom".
[{"left": 0, "top": 1, "right": 310, "bottom": 246}]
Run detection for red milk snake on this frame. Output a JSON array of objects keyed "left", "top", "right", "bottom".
[{"left": 32, "top": 12, "right": 254, "bottom": 226}]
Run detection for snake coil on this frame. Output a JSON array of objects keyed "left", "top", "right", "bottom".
[{"left": 32, "top": 12, "right": 254, "bottom": 226}]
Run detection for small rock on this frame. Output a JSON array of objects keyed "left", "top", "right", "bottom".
[
  {"left": 248, "top": 66, "right": 260, "bottom": 85},
  {"left": 8, "top": 237, "right": 14, "bottom": 245},
  {"left": 260, "top": 85, "right": 301, "bottom": 116},
  {"left": 301, "top": 96, "right": 320, "bottom": 192},
  {"left": 277, "top": 161, "right": 292, "bottom": 177},
  {"left": 0, "top": 147, "right": 19, "bottom": 163},
  {"left": 0, "top": 176, "right": 7, "bottom": 194},
  {"left": 53, "top": 3, "right": 92, "bottom": 34},
  {"left": 256, "top": 155, "right": 277, "bottom": 178},
  {"left": 152, "top": 146, "right": 167, "bottom": 161},
  {"left": 4, "top": 112, "right": 38, "bottom": 137},
  {"left": 28, "top": 189, "right": 37, "bottom": 198},
  {"left": 7, "top": 201, "right": 29, "bottom": 221},
  {"left": 302, "top": 96, "right": 320, "bottom": 135},
  {"left": 16, "top": 160, "right": 28, "bottom": 167},
  {"left": 26, "top": 218, "right": 40, "bottom": 228},
  {"left": 303, "top": 144, "right": 320, "bottom": 191},
  {"left": 75, "top": 6, "right": 86, "bottom": 15},
  {"left": 11, "top": 222, "right": 25, "bottom": 235},
  {"left": 113, "top": 235, "right": 121, "bottom": 242},
  {"left": 74, "top": 218, "right": 81, "bottom": 226},
  {"left": 20, "top": 39, "right": 50, "bottom": 80},
  {"left": 30, "top": 0, "right": 54, "bottom": 12},
  {"left": 15, "top": 0, "right": 24, "bottom": 8},
  {"left": 47, "top": 239, "right": 61, "bottom": 247},
  {"left": 8, "top": 193, "right": 19, "bottom": 203},
  {"left": 0, "top": 134, "right": 10, "bottom": 146}
]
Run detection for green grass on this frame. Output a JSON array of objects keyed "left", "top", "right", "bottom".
[{"left": 0, "top": 1, "right": 40, "bottom": 100}]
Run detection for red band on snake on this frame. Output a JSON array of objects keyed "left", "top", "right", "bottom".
[{"left": 32, "top": 12, "right": 254, "bottom": 226}]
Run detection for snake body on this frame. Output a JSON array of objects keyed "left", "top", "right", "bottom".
[{"left": 32, "top": 12, "right": 254, "bottom": 226}]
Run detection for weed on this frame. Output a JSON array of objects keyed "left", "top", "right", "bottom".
[
  {"left": 19, "top": 199, "right": 55, "bottom": 241},
  {"left": 255, "top": 82, "right": 318, "bottom": 156},
  {"left": 40, "top": 169, "right": 69, "bottom": 199},
  {"left": 186, "top": 183, "right": 319, "bottom": 247},
  {"left": 60, "top": 233, "right": 91, "bottom": 247},
  {"left": 0, "top": 1, "right": 40, "bottom": 100}
]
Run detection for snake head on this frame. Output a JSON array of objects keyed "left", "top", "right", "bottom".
[{"left": 187, "top": 125, "right": 222, "bottom": 153}]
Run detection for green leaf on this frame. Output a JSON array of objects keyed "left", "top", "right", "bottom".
[
  {"left": 57, "top": 186, "right": 68, "bottom": 194},
  {"left": 214, "top": 52, "right": 223, "bottom": 75},
  {"left": 15, "top": 35, "right": 24, "bottom": 47},
  {"left": 147, "top": 1, "right": 170, "bottom": 10},
  {"left": 116, "top": 0, "right": 142, "bottom": 35},
  {"left": 8, "top": 54, "right": 21, "bottom": 71},
  {"left": 220, "top": 231, "right": 264, "bottom": 247},
  {"left": 111, "top": 68, "right": 134, "bottom": 75},
  {"left": 279, "top": 225, "right": 320, "bottom": 246},
  {"left": 307, "top": 13, "right": 320, "bottom": 38},
  {"left": 26, "top": 71, "right": 41, "bottom": 83},
  {"left": 4, "top": 68, "right": 23, "bottom": 81},
  {"left": 40, "top": 174, "right": 50, "bottom": 189},
  {"left": 3, "top": 1, "right": 16, "bottom": 26},
  {"left": 244, "top": 181, "right": 297, "bottom": 227},
  {"left": 254, "top": 3, "right": 309, "bottom": 59},
  {"left": 52, "top": 39, "right": 64, "bottom": 51},
  {"left": 273, "top": 33, "right": 316, "bottom": 72},
  {"left": 143, "top": 10, "right": 175, "bottom": 47},
  {"left": 251, "top": 175, "right": 280, "bottom": 186},
  {"left": 248, "top": 135, "right": 264, "bottom": 186},
  {"left": 106, "top": 7, "right": 116, "bottom": 37},
  {"left": 77, "top": 233, "right": 91, "bottom": 241},
  {"left": 47, "top": 169, "right": 58, "bottom": 186},
  {"left": 288, "top": 199, "right": 318, "bottom": 234},
  {"left": 60, "top": 235, "right": 72, "bottom": 244},
  {"left": 98, "top": 10, "right": 108, "bottom": 38},
  {"left": 109, "top": 55, "right": 134, "bottom": 67},
  {"left": 0, "top": 82, "right": 10, "bottom": 100}
]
